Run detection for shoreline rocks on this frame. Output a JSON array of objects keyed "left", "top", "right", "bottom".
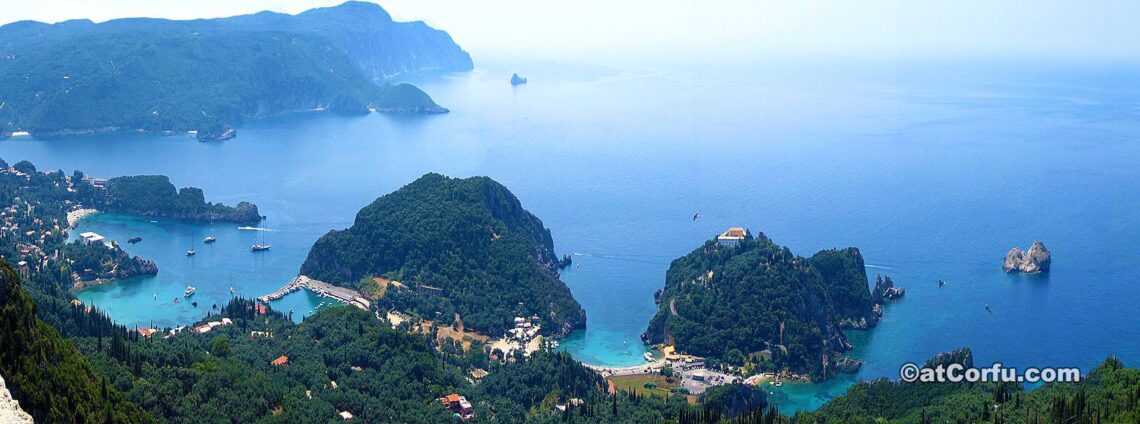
[{"left": 1003, "top": 240, "right": 1051, "bottom": 274}]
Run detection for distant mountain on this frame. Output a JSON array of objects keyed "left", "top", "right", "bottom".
[
  {"left": 222, "top": 1, "right": 474, "bottom": 80},
  {"left": 643, "top": 230, "right": 880, "bottom": 380},
  {"left": 300, "top": 173, "right": 585, "bottom": 337},
  {"left": 0, "top": 2, "right": 466, "bottom": 139}
]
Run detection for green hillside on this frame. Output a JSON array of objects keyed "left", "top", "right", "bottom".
[{"left": 300, "top": 173, "right": 585, "bottom": 336}]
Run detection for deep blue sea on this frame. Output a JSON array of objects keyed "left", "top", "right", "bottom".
[{"left": 3, "top": 58, "right": 1139, "bottom": 412}]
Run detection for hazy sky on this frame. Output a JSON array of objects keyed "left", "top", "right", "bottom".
[{"left": 3, "top": 1, "right": 1138, "bottom": 63}]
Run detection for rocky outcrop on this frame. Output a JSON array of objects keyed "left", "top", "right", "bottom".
[
  {"left": 832, "top": 355, "right": 864, "bottom": 374},
  {"left": 873, "top": 275, "right": 906, "bottom": 303},
  {"left": 0, "top": 376, "right": 34, "bottom": 424},
  {"left": 923, "top": 348, "right": 974, "bottom": 370},
  {"left": 510, "top": 73, "right": 528, "bottom": 85},
  {"left": 195, "top": 126, "right": 236, "bottom": 142},
  {"left": 114, "top": 255, "right": 158, "bottom": 280},
  {"left": 1003, "top": 240, "right": 1051, "bottom": 273}
]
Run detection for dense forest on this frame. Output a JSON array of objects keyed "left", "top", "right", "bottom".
[
  {"left": 643, "top": 232, "right": 884, "bottom": 380},
  {"left": 100, "top": 175, "right": 262, "bottom": 223},
  {"left": 0, "top": 260, "right": 153, "bottom": 423},
  {"left": 0, "top": 2, "right": 455, "bottom": 139},
  {"left": 301, "top": 173, "right": 585, "bottom": 337}
]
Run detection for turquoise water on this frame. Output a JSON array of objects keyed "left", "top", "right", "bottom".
[{"left": 4, "top": 58, "right": 1140, "bottom": 412}]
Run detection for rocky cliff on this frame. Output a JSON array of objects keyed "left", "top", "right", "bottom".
[
  {"left": 1003, "top": 240, "right": 1051, "bottom": 273},
  {"left": 0, "top": 376, "right": 33, "bottom": 424}
]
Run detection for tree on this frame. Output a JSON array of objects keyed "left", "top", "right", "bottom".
[{"left": 210, "top": 336, "right": 231, "bottom": 358}]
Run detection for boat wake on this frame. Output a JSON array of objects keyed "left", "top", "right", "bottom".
[
  {"left": 237, "top": 226, "right": 275, "bottom": 231},
  {"left": 865, "top": 264, "right": 896, "bottom": 270},
  {"left": 570, "top": 252, "right": 670, "bottom": 265}
]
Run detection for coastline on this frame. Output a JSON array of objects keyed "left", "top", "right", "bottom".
[
  {"left": 584, "top": 357, "right": 667, "bottom": 377},
  {"left": 67, "top": 208, "right": 98, "bottom": 228}
]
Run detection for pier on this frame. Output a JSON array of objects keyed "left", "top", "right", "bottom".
[{"left": 258, "top": 275, "right": 370, "bottom": 310}]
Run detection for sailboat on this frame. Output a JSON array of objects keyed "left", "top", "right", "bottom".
[{"left": 186, "top": 247, "right": 196, "bottom": 256}]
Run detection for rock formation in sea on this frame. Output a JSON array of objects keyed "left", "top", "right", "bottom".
[
  {"left": 872, "top": 274, "right": 906, "bottom": 303},
  {"left": 1003, "top": 240, "right": 1051, "bottom": 273},
  {"left": 510, "top": 73, "right": 528, "bottom": 85}
]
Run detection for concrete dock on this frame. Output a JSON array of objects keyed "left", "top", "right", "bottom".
[{"left": 259, "top": 275, "right": 370, "bottom": 310}]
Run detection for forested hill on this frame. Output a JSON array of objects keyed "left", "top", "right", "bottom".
[
  {"left": 643, "top": 231, "right": 879, "bottom": 381},
  {"left": 300, "top": 173, "right": 586, "bottom": 337},
  {"left": 99, "top": 175, "right": 262, "bottom": 223},
  {"left": 799, "top": 348, "right": 1140, "bottom": 423},
  {"left": 0, "top": 260, "right": 152, "bottom": 423},
  {"left": 0, "top": 1, "right": 461, "bottom": 139}
]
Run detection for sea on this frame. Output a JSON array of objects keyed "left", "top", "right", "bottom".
[{"left": 3, "top": 57, "right": 1139, "bottom": 412}]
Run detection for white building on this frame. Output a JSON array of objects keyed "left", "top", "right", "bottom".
[
  {"left": 716, "top": 227, "right": 747, "bottom": 247},
  {"left": 79, "top": 231, "right": 107, "bottom": 246}
]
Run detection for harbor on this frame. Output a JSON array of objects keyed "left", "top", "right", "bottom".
[{"left": 258, "top": 275, "right": 371, "bottom": 311}]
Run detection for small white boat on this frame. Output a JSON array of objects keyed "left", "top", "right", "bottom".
[
  {"left": 774, "top": 381, "right": 783, "bottom": 387},
  {"left": 184, "top": 286, "right": 196, "bottom": 297},
  {"left": 251, "top": 244, "right": 271, "bottom": 252},
  {"left": 643, "top": 352, "right": 654, "bottom": 362},
  {"left": 186, "top": 249, "right": 196, "bottom": 256},
  {"left": 204, "top": 236, "right": 216, "bottom": 243}
]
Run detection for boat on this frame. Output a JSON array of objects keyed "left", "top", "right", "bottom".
[
  {"left": 774, "top": 381, "right": 784, "bottom": 387},
  {"left": 251, "top": 244, "right": 271, "bottom": 252},
  {"left": 184, "top": 286, "right": 196, "bottom": 297},
  {"left": 128, "top": 237, "right": 142, "bottom": 244},
  {"left": 186, "top": 248, "right": 196, "bottom": 256},
  {"left": 204, "top": 236, "right": 216, "bottom": 243},
  {"left": 172, "top": 297, "right": 180, "bottom": 304},
  {"left": 643, "top": 352, "right": 654, "bottom": 362}
]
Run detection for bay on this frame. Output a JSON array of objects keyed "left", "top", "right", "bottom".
[{"left": 3, "top": 58, "right": 1139, "bottom": 412}]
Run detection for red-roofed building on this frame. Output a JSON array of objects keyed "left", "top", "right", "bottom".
[
  {"left": 438, "top": 393, "right": 475, "bottom": 420},
  {"left": 271, "top": 355, "right": 289, "bottom": 366}
]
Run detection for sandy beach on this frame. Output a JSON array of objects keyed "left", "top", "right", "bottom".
[
  {"left": 67, "top": 208, "right": 98, "bottom": 228},
  {"left": 584, "top": 358, "right": 667, "bottom": 377}
]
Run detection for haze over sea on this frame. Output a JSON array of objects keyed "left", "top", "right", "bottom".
[{"left": 3, "top": 57, "right": 1139, "bottom": 412}]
